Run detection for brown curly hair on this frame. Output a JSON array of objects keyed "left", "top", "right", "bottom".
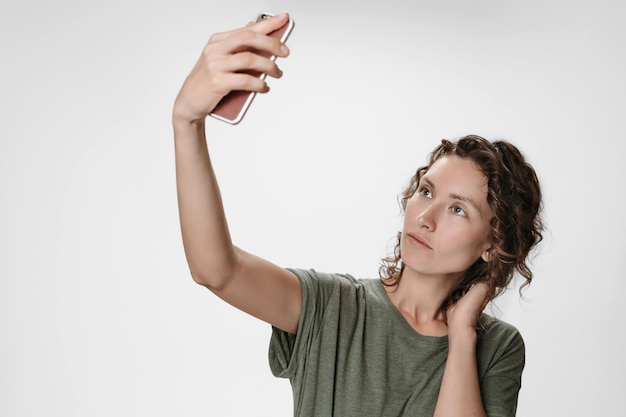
[{"left": 380, "top": 135, "right": 544, "bottom": 316}]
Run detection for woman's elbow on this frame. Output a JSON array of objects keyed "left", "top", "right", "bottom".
[{"left": 188, "top": 261, "right": 238, "bottom": 291}]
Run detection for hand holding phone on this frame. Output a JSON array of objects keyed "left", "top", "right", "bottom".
[{"left": 209, "top": 12, "right": 295, "bottom": 124}]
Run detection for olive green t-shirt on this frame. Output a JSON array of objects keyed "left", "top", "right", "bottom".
[{"left": 269, "top": 269, "right": 524, "bottom": 417}]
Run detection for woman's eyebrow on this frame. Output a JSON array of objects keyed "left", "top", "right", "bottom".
[
  {"left": 449, "top": 192, "right": 479, "bottom": 210},
  {"left": 422, "top": 176, "right": 480, "bottom": 212},
  {"left": 421, "top": 177, "right": 435, "bottom": 190}
]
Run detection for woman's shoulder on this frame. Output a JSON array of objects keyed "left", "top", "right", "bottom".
[
  {"left": 286, "top": 268, "right": 382, "bottom": 301},
  {"left": 477, "top": 314, "right": 525, "bottom": 354},
  {"left": 475, "top": 314, "right": 526, "bottom": 387},
  {"left": 287, "top": 268, "right": 385, "bottom": 288},
  {"left": 480, "top": 313, "right": 521, "bottom": 333},
  {"left": 287, "top": 268, "right": 361, "bottom": 286}
]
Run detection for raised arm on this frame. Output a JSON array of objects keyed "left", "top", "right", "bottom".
[{"left": 172, "top": 13, "right": 301, "bottom": 334}]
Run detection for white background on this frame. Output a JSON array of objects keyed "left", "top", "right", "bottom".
[{"left": 2, "top": 0, "right": 625, "bottom": 416}]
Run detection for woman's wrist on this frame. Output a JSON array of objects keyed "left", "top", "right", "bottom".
[
  {"left": 448, "top": 325, "right": 477, "bottom": 347},
  {"left": 173, "top": 111, "right": 206, "bottom": 136}
]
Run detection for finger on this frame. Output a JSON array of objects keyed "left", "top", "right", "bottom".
[
  {"left": 468, "top": 283, "right": 491, "bottom": 310},
  {"left": 208, "top": 13, "right": 289, "bottom": 44},
  {"left": 204, "top": 27, "right": 289, "bottom": 64},
  {"left": 210, "top": 52, "right": 283, "bottom": 79},
  {"left": 211, "top": 32, "right": 288, "bottom": 64},
  {"left": 220, "top": 72, "right": 270, "bottom": 94},
  {"left": 249, "top": 12, "right": 290, "bottom": 35}
]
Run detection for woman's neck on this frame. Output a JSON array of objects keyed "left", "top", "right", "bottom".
[{"left": 385, "top": 268, "right": 461, "bottom": 336}]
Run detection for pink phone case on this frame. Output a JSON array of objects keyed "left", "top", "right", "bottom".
[{"left": 209, "top": 13, "right": 295, "bottom": 124}]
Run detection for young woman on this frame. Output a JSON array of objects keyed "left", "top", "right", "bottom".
[{"left": 173, "top": 13, "right": 543, "bottom": 417}]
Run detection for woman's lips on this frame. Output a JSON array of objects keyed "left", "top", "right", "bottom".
[{"left": 408, "top": 233, "right": 432, "bottom": 249}]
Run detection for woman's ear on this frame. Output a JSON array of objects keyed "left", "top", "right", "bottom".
[{"left": 481, "top": 247, "right": 493, "bottom": 263}]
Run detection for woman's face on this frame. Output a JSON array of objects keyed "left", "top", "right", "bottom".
[{"left": 401, "top": 155, "right": 494, "bottom": 280}]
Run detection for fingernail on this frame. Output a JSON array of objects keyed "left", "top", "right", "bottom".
[{"left": 280, "top": 44, "right": 290, "bottom": 56}]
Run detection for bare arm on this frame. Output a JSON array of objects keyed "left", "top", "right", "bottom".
[
  {"left": 173, "top": 13, "right": 301, "bottom": 334},
  {"left": 433, "top": 284, "right": 490, "bottom": 417}
]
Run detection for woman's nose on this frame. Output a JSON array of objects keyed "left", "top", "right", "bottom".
[{"left": 416, "top": 203, "right": 436, "bottom": 231}]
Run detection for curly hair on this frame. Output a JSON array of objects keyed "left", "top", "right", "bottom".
[{"left": 379, "top": 135, "right": 544, "bottom": 316}]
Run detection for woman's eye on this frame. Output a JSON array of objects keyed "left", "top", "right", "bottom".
[
  {"left": 419, "top": 188, "right": 432, "bottom": 198},
  {"left": 452, "top": 206, "right": 467, "bottom": 217}
]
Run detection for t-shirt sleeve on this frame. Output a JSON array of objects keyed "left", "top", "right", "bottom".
[
  {"left": 478, "top": 318, "right": 526, "bottom": 417},
  {"left": 268, "top": 268, "right": 343, "bottom": 379}
]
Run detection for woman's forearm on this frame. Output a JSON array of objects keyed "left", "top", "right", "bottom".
[
  {"left": 173, "top": 118, "right": 238, "bottom": 288},
  {"left": 433, "top": 328, "right": 486, "bottom": 417}
]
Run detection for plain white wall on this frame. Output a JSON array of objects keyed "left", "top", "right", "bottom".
[{"left": 2, "top": 0, "right": 625, "bottom": 416}]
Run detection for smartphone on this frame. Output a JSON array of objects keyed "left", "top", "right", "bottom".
[{"left": 209, "top": 12, "right": 295, "bottom": 125}]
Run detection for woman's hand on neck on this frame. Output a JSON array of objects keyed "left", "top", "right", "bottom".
[{"left": 445, "top": 282, "right": 490, "bottom": 336}]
